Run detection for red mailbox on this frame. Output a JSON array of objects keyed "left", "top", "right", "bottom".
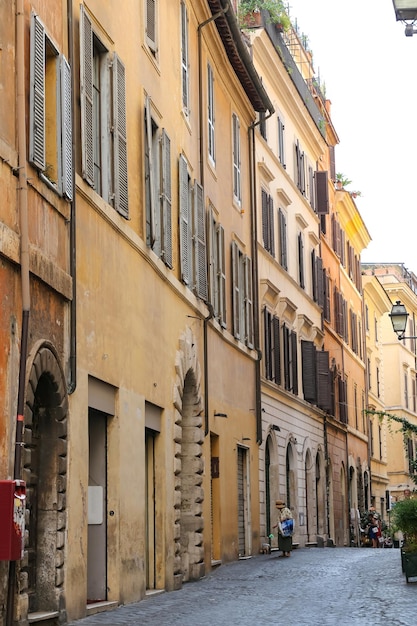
[{"left": 0, "top": 480, "right": 26, "bottom": 560}]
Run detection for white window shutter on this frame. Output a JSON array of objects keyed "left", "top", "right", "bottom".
[
  {"left": 161, "top": 129, "right": 172, "bottom": 268},
  {"left": 61, "top": 56, "right": 73, "bottom": 200},
  {"left": 179, "top": 155, "right": 191, "bottom": 285},
  {"left": 194, "top": 181, "right": 207, "bottom": 301},
  {"left": 112, "top": 53, "right": 128, "bottom": 217},
  {"left": 80, "top": 4, "right": 94, "bottom": 187},
  {"left": 29, "top": 13, "right": 45, "bottom": 170}
]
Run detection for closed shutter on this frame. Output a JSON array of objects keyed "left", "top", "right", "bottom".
[
  {"left": 218, "top": 225, "right": 226, "bottom": 327},
  {"left": 29, "top": 13, "right": 45, "bottom": 170},
  {"left": 316, "top": 256, "right": 324, "bottom": 308},
  {"left": 272, "top": 316, "right": 281, "bottom": 385},
  {"left": 298, "top": 233, "right": 304, "bottom": 288},
  {"left": 232, "top": 241, "right": 240, "bottom": 339},
  {"left": 161, "top": 129, "right": 172, "bottom": 267},
  {"left": 145, "top": 95, "right": 156, "bottom": 247},
  {"left": 112, "top": 54, "right": 128, "bottom": 217},
  {"left": 61, "top": 56, "right": 73, "bottom": 200},
  {"left": 261, "top": 190, "right": 268, "bottom": 250},
  {"left": 194, "top": 181, "right": 207, "bottom": 300},
  {"left": 317, "top": 351, "right": 331, "bottom": 412},
  {"left": 283, "top": 325, "right": 290, "bottom": 390},
  {"left": 315, "top": 171, "right": 329, "bottom": 214},
  {"left": 245, "top": 256, "right": 253, "bottom": 348},
  {"left": 80, "top": 5, "right": 94, "bottom": 187},
  {"left": 291, "top": 331, "right": 298, "bottom": 395},
  {"left": 263, "top": 308, "right": 272, "bottom": 380},
  {"left": 179, "top": 155, "right": 191, "bottom": 285},
  {"left": 302, "top": 340, "right": 316, "bottom": 404}
]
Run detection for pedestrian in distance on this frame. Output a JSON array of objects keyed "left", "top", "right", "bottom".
[
  {"left": 273, "top": 500, "right": 294, "bottom": 557},
  {"left": 368, "top": 513, "right": 380, "bottom": 548}
]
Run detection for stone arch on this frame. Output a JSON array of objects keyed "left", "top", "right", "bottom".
[
  {"left": 20, "top": 340, "right": 68, "bottom": 622},
  {"left": 173, "top": 327, "right": 204, "bottom": 588}
]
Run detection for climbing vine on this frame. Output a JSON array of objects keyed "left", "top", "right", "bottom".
[{"left": 366, "top": 409, "right": 417, "bottom": 485}]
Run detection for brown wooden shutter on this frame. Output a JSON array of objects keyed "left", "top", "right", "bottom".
[
  {"left": 301, "top": 340, "right": 316, "bottom": 403},
  {"left": 315, "top": 170, "right": 329, "bottom": 214},
  {"left": 273, "top": 316, "right": 281, "bottom": 385},
  {"left": 317, "top": 351, "right": 331, "bottom": 412}
]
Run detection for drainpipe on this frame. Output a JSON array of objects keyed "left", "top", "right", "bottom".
[
  {"left": 198, "top": 6, "right": 228, "bottom": 437},
  {"left": 67, "top": 0, "right": 77, "bottom": 394},
  {"left": 249, "top": 109, "right": 274, "bottom": 444},
  {"left": 204, "top": 303, "right": 215, "bottom": 436},
  {"left": 7, "top": 1, "right": 30, "bottom": 624},
  {"left": 198, "top": 3, "right": 229, "bottom": 186}
]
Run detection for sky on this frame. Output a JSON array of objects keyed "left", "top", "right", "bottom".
[{"left": 287, "top": 0, "right": 417, "bottom": 271}]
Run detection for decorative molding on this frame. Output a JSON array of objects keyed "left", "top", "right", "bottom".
[{"left": 276, "top": 187, "right": 292, "bottom": 207}]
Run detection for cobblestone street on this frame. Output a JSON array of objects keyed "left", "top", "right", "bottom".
[{"left": 68, "top": 547, "right": 416, "bottom": 626}]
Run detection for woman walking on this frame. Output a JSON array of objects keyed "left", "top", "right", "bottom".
[{"left": 274, "top": 500, "right": 294, "bottom": 557}]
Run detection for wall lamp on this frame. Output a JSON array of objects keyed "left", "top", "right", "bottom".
[
  {"left": 389, "top": 300, "right": 417, "bottom": 340},
  {"left": 214, "top": 412, "right": 228, "bottom": 418},
  {"left": 392, "top": 0, "right": 417, "bottom": 36}
]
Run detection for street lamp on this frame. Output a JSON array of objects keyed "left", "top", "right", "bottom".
[
  {"left": 389, "top": 300, "right": 412, "bottom": 339},
  {"left": 392, "top": 0, "right": 417, "bottom": 36}
]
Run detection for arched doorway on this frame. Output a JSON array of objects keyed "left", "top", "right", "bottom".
[{"left": 22, "top": 341, "right": 68, "bottom": 621}]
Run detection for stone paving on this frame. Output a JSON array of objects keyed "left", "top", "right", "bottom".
[{"left": 68, "top": 547, "right": 417, "bottom": 626}]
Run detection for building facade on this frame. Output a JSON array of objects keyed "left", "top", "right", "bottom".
[{"left": 0, "top": 1, "right": 273, "bottom": 624}]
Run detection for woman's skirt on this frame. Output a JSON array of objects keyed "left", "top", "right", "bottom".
[{"left": 278, "top": 535, "right": 293, "bottom": 553}]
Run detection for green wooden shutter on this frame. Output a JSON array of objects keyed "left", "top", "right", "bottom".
[
  {"left": 161, "top": 129, "right": 172, "bottom": 268},
  {"left": 29, "top": 13, "right": 45, "bottom": 170},
  {"left": 112, "top": 53, "right": 128, "bottom": 217},
  {"left": 194, "top": 181, "right": 207, "bottom": 300},
  {"left": 80, "top": 4, "right": 94, "bottom": 187},
  {"left": 179, "top": 155, "right": 191, "bottom": 285},
  {"left": 61, "top": 56, "right": 73, "bottom": 200}
]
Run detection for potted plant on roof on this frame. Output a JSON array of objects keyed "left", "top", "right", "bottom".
[
  {"left": 238, "top": 0, "right": 291, "bottom": 31},
  {"left": 392, "top": 495, "right": 417, "bottom": 582},
  {"left": 335, "top": 172, "right": 352, "bottom": 190}
]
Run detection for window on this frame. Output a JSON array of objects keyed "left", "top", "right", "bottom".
[
  {"left": 232, "top": 113, "right": 241, "bottom": 205},
  {"left": 232, "top": 242, "right": 253, "bottom": 347},
  {"left": 181, "top": 2, "right": 189, "bottom": 113},
  {"left": 207, "top": 63, "right": 215, "bottom": 163},
  {"left": 29, "top": 13, "right": 73, "bottom": 199},
  {"left": 146, "top": 0, "right": 157, "bottom": 55},
  {"left": 208, "top": 208, "right": 226, "bottom": 326},
  {"left": 261, "top": 190, "right": 274, "bottom": 256},
  {"left": 278, "top": 208, "right": 287, "bottom": 270},
  {"left": 263, "top": 308, "right": 281, "bottom": 384},
  {"left": 277, "top": 113, "right": 285, "bottom": 168},
  {"left": 179, "top": 155, "right": 208, "bottom": 300},
  {"left": 297, "top": 232, "right": 305, "bottom": 289},
  {"left": 80, "top": 5, "right": 128, "bottom": 217},
  {"left": 301, "top": 342, "right": 331, "bottom": 411},
  {"left": 145, "top": 96, "right": 172, "bottom": 267},
  {"left": 294, "top": 139, "right": 306, "bottom": 195},
  {"left": 283, "top": 325, "right": 298, "bottom": 394}
]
